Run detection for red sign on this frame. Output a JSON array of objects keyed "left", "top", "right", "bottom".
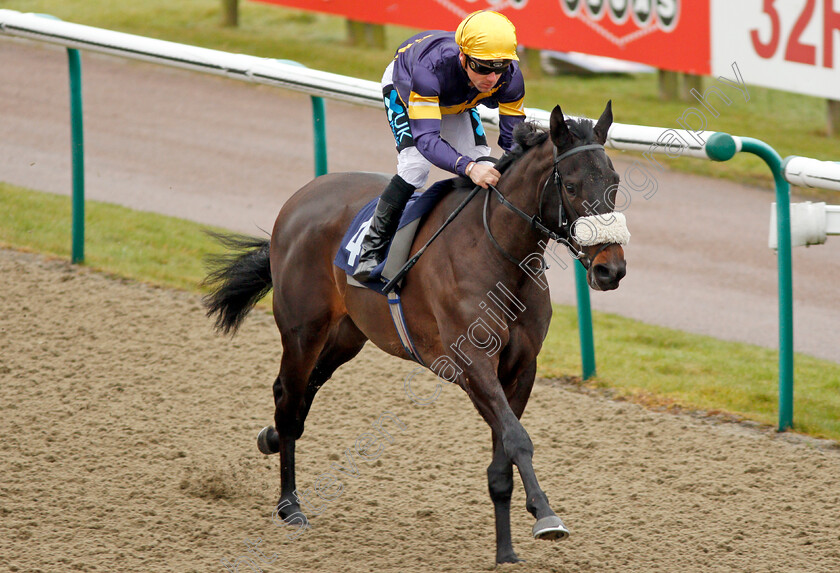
[{"left": 253, "top": 0, "right": 711, "bottom": 74}]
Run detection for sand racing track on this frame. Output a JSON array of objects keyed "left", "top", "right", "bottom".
[{"left": 1, "top": 248, "right": 839, "bottom": 572}]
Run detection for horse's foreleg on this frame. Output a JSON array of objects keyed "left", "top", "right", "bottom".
[
  {"left": 466, "top": 365, "right": 569, "bottom": 543},
  {"left": 500, "top": 400, "right": 569, "bottom": 540},
  {"left": 487, "top": 358, "right": 550, "bottom": 563},
  {"left": 505, "top": 361, "right": 569, "bottom": 541},
  {"left": 487, "top": 431, "right": 518, "bottom": 563}
]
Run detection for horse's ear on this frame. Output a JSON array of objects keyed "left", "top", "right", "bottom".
[
  {"left": 550, "top": 105, "right": 572, "bottom": 149},
  {"left": 594, "top": 100, "right": 613, "bottom": 144}
]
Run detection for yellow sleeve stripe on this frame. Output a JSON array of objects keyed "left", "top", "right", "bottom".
[
  {"left": 408, "top": 92, "right": 441, "bottom": 120},
  {"left": 499, "top": 97, "right": 525, "bottom": 116},
  {"left": 409, "top": 93, "right": 439, "bottom": 105},
  {"left": 408, "top": 104, "right": 442, "bottom": 120},
  {"left": 396, "top": 34, "right": 433, "bottom": 56}
]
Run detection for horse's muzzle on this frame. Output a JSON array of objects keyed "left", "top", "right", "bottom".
[{"left": 588, "top": 244, "right": 626, "bottom": 291}]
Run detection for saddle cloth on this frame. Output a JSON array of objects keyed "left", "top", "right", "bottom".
[{"left": 333, "top": 178, "right": 457, "bottom": 294}]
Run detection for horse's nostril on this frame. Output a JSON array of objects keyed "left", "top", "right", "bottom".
[
  {"left": 593, "top": 261, "right": 626, "bottom": 285},
  {"left": 593, "top": 264, "right": 612, "bottom": 282}
]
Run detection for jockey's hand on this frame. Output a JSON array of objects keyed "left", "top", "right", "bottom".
[{"left": 467, "top": 162, "right": 501, "bottom": 189}]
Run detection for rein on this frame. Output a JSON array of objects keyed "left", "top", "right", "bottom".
[
  {"left": 381, "top": 144, "right": 615, "bottom": 294},
  {"left": 381, "top": 179, "right": 486, "bottom": 294},
  {"left": 483, "top": 142, "right": 612, "bottom": 271}
]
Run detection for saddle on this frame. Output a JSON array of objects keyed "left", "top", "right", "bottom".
[
  {"left": 334, "top": 178, "right": 458, "bottom": 294},
  {"left": 334, "top": 177, "right": 470, "bottom": 366}
]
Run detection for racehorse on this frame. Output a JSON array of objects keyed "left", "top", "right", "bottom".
[{"left": 203, "top": 102, "right": 627, "bottom": 564}]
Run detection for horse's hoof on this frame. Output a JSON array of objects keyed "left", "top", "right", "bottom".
[
  {"left": 532, "top": 515, "right": 569, "bottom": 541},
  {"left": 257, "top": 426, "right": 280, "bottom": 455},
  {"left": 496, "top": 552, "right": 524, "bottom": 564},
  {"left": 276, "top": 498, "right": 310, "bottom": 526}
]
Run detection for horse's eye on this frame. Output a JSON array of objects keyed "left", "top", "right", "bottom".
[{"left": 564, "top": 183, "right": 576, "bottom": 195}]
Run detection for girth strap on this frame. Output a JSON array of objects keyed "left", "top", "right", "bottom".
[{"left": 387, "top": 291, "right": 427, "bottom": 367}]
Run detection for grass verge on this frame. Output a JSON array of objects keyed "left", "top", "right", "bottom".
[
  {"left": 0, "top": 183, "right": 224, "bottom": 291},
  {"left": 2, "top": 182, "right": 839, "bottom": 441},
  {"left": 2, "top": 0, "right": 839, "bottom": 197}
]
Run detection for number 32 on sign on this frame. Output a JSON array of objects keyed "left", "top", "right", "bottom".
[
  {"left": 750, "top": 0, "right": 840, "bottom": 67},
  {"left": 712, "top": 1, "right": 839, "bottom": 100}
]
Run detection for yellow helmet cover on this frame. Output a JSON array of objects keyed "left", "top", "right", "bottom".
[{"left": 455, "top": 10, "right": 519, "bottom": 62}]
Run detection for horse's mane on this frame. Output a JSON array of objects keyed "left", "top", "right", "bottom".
[
  {"left": 494, "top": 122, "right": 549, "bottom": 173},
  {"left": 451, "top": 116, "right": 596, "bottom": 190},
  {"left": 483, "top": 117, "right": 598, "bottom": 173}
]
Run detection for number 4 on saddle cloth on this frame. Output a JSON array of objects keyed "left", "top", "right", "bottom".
[
  {"left": 334, "top": 177, "right": 460, "bottom": 366},
  {"left": 334, "top": 177, "right": 458, "bottom": 294}
]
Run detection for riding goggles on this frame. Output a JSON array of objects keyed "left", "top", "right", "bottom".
[{"left": 466, "top": 56, "right": 511, "bottom": 76}]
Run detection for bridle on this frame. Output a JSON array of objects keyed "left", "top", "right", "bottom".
[{"left": 483, "top": 142, "right": 614, "bottom": 272}]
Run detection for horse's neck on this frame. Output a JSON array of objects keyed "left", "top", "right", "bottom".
[
  {"left": 504, "top": 142, "right": 554, "bottom": 206},
  {"left": 499, "top": 146, "right": 554, "bottom": 221},
  {"left": 483, "top": 148, "right": 554, "bottom": 264}
]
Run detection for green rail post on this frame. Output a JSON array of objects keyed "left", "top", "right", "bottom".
[
  {"left": 706, "top": 133, "right": 794, "bottom": 431},
  {"left": 67, "top": 48, "right": 85, "bottom": 263},
  {"left": 276, "top": 60, "right": 328, "bottom": 177},
  {"left": 67, "top": 48, "right": 85, "bottom": 264},
  {"left": 38, "top": 14, "right": 86, "bottom": 264},
  {"left": 311, "top": 95, "right": 328, "bottom": 177},
  {"left": 574, "top": 259, "right": 596, "bottom": 379}
]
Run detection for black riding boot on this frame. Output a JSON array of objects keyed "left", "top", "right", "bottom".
[{"left": 352, "top": 174, "right": 416, "bottom": 282}]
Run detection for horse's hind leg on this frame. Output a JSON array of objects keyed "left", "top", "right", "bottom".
[{"left": 263, "top": 316, "right": 367, "bottom": 524}]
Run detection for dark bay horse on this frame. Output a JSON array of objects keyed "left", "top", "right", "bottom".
[{"left": 203, "top": 102, "right": 627, "bottom": 564}]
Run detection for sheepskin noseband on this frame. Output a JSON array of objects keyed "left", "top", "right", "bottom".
[{"left": 572, "top": 212, "right": 630, "bottom": 246}]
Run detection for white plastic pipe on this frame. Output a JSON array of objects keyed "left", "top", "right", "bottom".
[
  {"left": 783, "top": 156, "right": 840, "bottom": 192},
  {"left": 0, "top": 9, "right": 384, "bottom": 107}
]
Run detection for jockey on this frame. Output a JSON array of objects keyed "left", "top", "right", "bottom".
[{"left": 352, "top": 10, "right": 526, "bottom": 282}]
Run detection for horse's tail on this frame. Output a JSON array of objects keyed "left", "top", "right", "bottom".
[{"left": 202, "top": 232, "right": 273, "bottom": 335}]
